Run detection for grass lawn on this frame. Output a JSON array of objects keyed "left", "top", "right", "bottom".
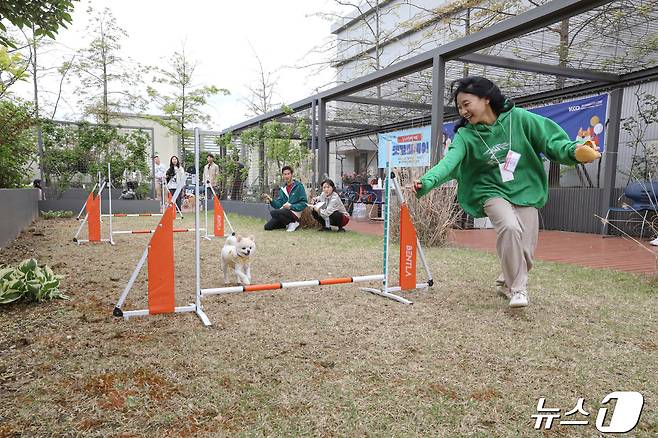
[{"left": 0, "top": 213, "right": 656, "bottom": 437}]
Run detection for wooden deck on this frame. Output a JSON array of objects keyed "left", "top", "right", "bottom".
[{"left": 344, "top": 220, "right": 658, "bottom": 276}]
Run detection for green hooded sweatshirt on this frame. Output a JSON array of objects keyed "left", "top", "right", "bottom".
[
  {"left": 270, "top": 179, "right": 308, "bottom": 213},
  {"left": 416, "top": 104, "right": 580, "bottom": 218}
]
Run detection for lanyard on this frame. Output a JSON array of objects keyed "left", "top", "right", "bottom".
[{"left": 473, "top": 112, "right": 513, "bottom": 164}]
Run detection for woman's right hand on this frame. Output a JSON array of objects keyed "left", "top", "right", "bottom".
[
  {"left": 412, "top": 180, "right": 423, "bottom": 194},
  {"left": 261, "top": 193, "right": 272, "bottom": 203}
]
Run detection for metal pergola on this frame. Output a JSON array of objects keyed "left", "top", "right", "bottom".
[{"left": 220, "top": 0, "right": 658, "bottom": 219}]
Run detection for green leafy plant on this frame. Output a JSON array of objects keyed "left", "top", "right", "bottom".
[
  {"left": 41, "top": 120, "right": 150, "bottom": 196},
  {"left": 0, "top": 99, "right": 37, "bottom": 188},
  {"left": 0, "top": 259, "right": 68, "bottom": 304},
  {"left": 40, "top": 210, "right": 74, "bottom": 219}
]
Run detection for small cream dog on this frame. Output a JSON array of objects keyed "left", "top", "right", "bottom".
[{"left": 221, "top": 234, "right": 256, "bottom": 285}]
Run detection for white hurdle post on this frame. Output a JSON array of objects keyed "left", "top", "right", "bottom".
[{"left": 359, "top": 139, "right": 433, "bottom": 304}]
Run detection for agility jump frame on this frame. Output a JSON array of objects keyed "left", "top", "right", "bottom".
[
  {"left": 73, "top": 163, "right": 115, "bottom": 245},
  {"left": 113, "top": 182, "right": 211, "bottom": 325},
  {"left": 114, "top": 127, "right": 432, "bottom": 325},
  {"left": 108, "top": 180, "right": 233, "bottom": 236}
]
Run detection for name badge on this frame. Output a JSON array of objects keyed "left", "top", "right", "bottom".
[
  {"left": 503, "top": 150, "right": 521, "bottom": 173},
  {"left": 499, "top": 163, "right": 514, "bottom": 182}
]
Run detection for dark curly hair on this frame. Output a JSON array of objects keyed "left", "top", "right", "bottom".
[{"left": 450, "top": 76, "right": 509, "bottom": 132}]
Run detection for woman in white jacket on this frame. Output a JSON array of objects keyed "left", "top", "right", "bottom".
[
  {"left": 165, "top": 155, "right": 186, "bottom": 209},
  {"left": 311, "top": 179, "right": 350, "bottom": 232}
]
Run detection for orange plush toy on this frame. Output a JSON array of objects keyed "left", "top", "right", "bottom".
[{"left": 575, "top": 140, "right": 601, "bottom": 163}]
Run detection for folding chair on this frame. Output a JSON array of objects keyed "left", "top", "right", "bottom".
[{"left": 601, "top": 181, "right": 658, "bottom": 238}]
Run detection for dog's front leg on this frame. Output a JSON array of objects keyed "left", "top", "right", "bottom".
[
  {"left": 222, "top": 260, "right": 229, "bottom": 285},
  {"left": 234, "top": 266, "right": 250, "bottom": 285},
  {"left": 244, "top": 264, "right": 251, "bottom": 284}
]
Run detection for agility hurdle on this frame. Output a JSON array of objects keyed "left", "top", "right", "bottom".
[
  {"left": 74, "top": 163, "right": 115, "bottom": 245},
  {"left": 112, "top": 228, "right": 205, "bottom": 235},
  {"left": 113, "top": 181, "right": 211, "bottom": 325},
  {"left": 113, "top": 127, "right": 432, "bottom": 325},
  {"left": 198, "top": 133, "right": 433, "bottom": 306}
]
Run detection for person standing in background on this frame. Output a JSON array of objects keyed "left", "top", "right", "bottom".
[{"left": 153, "top": 154, "right": 167, "bottom": 201}]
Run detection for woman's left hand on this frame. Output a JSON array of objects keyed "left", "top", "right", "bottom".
[{"left": 574, "top": 140, "right": 601, "bottom": 163}]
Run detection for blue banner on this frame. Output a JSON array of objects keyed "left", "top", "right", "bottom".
[
  {"left": 378, "top": 126, "right": 431, "bottom": 168},
  {"left": 529, "top": 94, "right": 608, "bottom": 152},
  {"left": 440, "top": 94, "right": 608, "bottom": 153}
]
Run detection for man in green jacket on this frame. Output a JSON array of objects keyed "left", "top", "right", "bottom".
[
  {"left": 262, "top": 166, "right": 308, "bottom": 232},
  {"left": 414, "top": 76, "right": 600, "bottom": 308}
]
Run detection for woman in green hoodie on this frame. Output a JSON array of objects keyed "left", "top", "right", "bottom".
[{"left": 413, "top": 76, "right": 600, "bottom": 308}]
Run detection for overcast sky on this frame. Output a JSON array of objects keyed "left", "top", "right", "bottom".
[{"left": 12, "top": 0, "right": 342, "bottom": 130}]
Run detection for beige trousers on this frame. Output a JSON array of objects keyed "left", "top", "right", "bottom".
[{"left": 483, "top": 197, "right": 539, "bottom": 294}]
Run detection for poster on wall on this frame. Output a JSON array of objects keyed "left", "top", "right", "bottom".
[{"left": 378, "top": 126, "right": 431, "bottom": 168}]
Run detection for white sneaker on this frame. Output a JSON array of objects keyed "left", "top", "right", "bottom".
[
  {"left": 650, "top": 237, "right": 658, "bottom": 246},
  {"left": 509, "top": 291, "right": 529, "bottom": 308},
  {"left": 286, "top": 222, "right": 300, "bottom": 232}
]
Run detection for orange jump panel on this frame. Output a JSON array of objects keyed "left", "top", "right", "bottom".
[
  {"left": 147, "top": 204, "right": 175, "bottom": 314},
  {"left": 86, "top": 192, "right": 101, "bottom": 242},
  {"left": 399, "top": 204, "right": 417, "bottom": 290},
  {"left": 214, "top": 196, "right": 225, "bottom": 237}
]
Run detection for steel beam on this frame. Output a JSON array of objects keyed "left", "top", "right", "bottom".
[
  {"left": 431, "top": 55, "right": 446, "bottom": 166},
  {"left": 318, "top": 99, "right": 328, "bottom": 179},
  {"left": 456, "top": 53, "right": 620, "bottom": 82},
  {"left": 278, "top": 116, "right": 379, "bottom": 130},
  {"left": 600, "top": 88, "right": 624, "bottom": 234},
  {"left": 334, "top": 95, "right": 432, "bottom": 111}
]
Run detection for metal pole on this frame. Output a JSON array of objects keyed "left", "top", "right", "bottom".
[
  {"left": 391, "top": 175, "right": 433, "bottom": 283},
  {"left": 600, "top": 88, "right": 624, "bottom": 234},
  {"left": 204, "top": 184, "right": 209, "bottom": 240},
  {"left": 73, "top": 214, "right": 88, "bottom": 242},
  {"left": 318, "top": 99, "right": 328, "bottom": 179},
  {"left": 76, "top": 182, "right": 97, "bottom": 220},
  {"left": 114, "top": 247, "right": 148, "bottom": 313},
  {"left": 382, "top": 140, "right": 392, "bottom": 291},
  {"left": 431, "top": 55, "right": 446, "bottom": 165},
  {"left": 108, "top": 162, "right": 114, "bottom": 245},
  {"left": 202, "top": 274, "right": 385, "bottom": 296},
  {"left": 98, "top": 170, "right": 102, "bottom": 222},
  {"left": 311, "top": 99, "right": 317, "bottom": 188},
  {"left": 194, "top": 128, "right": 203, "bottom": 316}
]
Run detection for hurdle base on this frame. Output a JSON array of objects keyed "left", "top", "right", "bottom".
[
  {"left": 117, "top": 304, "right": 212, "bottom": 326},
  {"left": 75, "top": 238, "right": 113, "bottom": 245},
  {"left": 358, "top": 284, "right": 428, "bottom": 305}
]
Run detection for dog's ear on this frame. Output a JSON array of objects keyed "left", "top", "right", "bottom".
[
  {"left": 247, "top": 235, "right": 255, "bottom": 242},
  {"left": 236, "top": 235, "right": 242, "bottom": 242}
]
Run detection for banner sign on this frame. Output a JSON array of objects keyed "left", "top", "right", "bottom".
[
  {"left": 440, "top": 94, "right": 609, "bottom": 154},
  {"left": 528, "top": 94, "right": 608, "bottom": 152},
  {"left": 378, "top": 126, "right": 431, "bottom": 168}
]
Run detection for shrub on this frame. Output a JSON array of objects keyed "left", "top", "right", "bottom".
[
  {"left": 40, "top": 210, "right": 74, "bottom": 219},
  {"left": 0, "top": 259, "right": 68, "bottom": 304}
]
